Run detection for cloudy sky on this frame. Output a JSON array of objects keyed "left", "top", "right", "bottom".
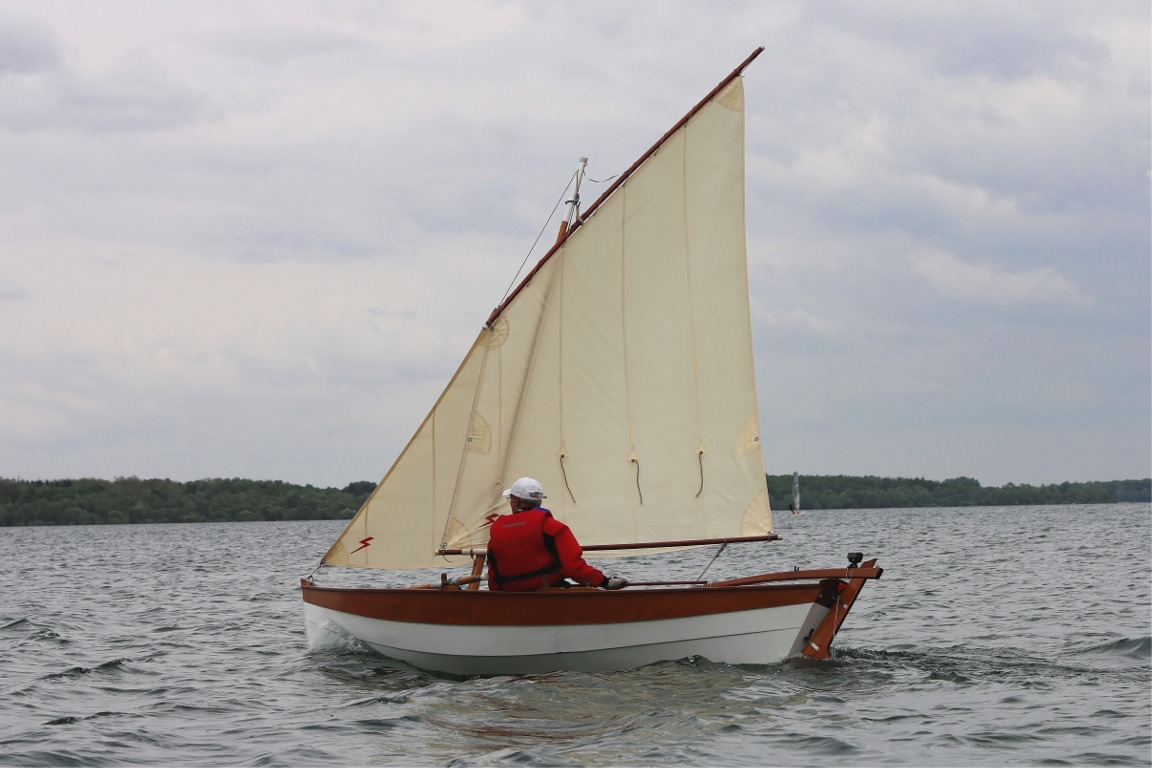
[{"left": 1, "top": 1, "right": 1148, "bottom": 490}]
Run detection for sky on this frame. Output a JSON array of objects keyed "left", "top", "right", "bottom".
[{"left": 1, "top": 0, "right": 1148, "bottom": 490}]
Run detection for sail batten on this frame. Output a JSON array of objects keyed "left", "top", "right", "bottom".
[{"left": 325, "top": 55, "right": 772, "bottom": 571}]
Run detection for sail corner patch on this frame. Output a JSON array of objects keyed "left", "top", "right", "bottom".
[
  {"left": 733, "top": 414, "right": 761, "bottom": 456},
  {"left": 740, "top": 489, "right": 772, "bottom": 536},
  {"left": 487, "top": 316, "right": 510, "bottom": 348},
  {"left": 467, "top": 413, "right": 492, "bottom": 454},
  {"left": 714, "top": 78, "right": 744, "bottom": 112}
]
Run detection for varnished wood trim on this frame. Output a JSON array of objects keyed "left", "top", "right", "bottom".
[
  {"left": 712, "top": 566, "right": 882, "bottom": 587},
  {"left": 800, "top": 558, "right": 878, "bottom": 659},
  {"left": 437, "top": 534, "right": 780, "bottom": 558},
  {"left": 302, "top": 580, "right": 824, "bottom": 626}
]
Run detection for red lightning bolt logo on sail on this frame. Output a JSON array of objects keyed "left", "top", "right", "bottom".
[{"left": 350, "top": 536, "right": 374, "bottom": 554}]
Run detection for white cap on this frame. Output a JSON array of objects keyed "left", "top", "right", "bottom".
[{"left": 502, "top": 477, "right": 546, "bottom": 502}]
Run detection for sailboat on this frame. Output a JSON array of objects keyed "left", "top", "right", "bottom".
[{"left": 301, "top": 48, "right": 882, "bottom": 677}]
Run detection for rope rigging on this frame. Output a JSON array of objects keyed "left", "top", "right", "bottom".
[
  {"left": 495, "top": 168, "right": 577, "bottom": 310},
  {"left": 494, "top": 163, "right": 618, "bottom": 312}
]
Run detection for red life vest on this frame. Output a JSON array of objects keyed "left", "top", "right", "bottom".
[{"left": 487, "top": 508, "right": 564, "bottom": 591}]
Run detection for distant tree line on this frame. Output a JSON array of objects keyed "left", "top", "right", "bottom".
[
  {"left": 0, "top": 477, "right": 375, "bottom": 527},
  {"left": 767, "top": 474, "right": 1151, "bottom": 510},
  {"left": 1, "top": 474, "right": 1148, "bottom": 527}
]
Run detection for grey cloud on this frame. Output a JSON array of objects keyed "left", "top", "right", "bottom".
[
  {"left": 0, "top": 13, "right": 62, "bottom": 74},
  {"left": 0, "top": 52, "right": 213, "bottom": 133},
  {"left": 0, "top": 1, "right": 1146, "bottom": 488},
  {"left": 209, "top": 26, "right": 373, "bottom": 65},
  {"left": 807, "top": 2, "right": 1110, "bottom": 81},
  {"left": 0, "top": 280, "right": 29, "bottom": 301}
]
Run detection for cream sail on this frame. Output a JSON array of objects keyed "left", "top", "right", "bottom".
[{"left": 323, "top": 76, "right": 771, "bottom": 571}]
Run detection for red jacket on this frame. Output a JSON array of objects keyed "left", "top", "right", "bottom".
[{"left": 486, "top": 507, "right": 606, "bottom": 591}]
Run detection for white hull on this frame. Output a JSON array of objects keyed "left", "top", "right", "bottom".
[{"left": 304, "top": 600, "right": 832, "bottom": 677}]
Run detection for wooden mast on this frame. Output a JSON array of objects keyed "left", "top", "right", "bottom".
[{"left": 554, "top": 156, "right": 587, "bottom": 244}]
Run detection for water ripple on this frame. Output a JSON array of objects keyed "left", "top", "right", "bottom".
[{"left": 0, "top": 506, "right": 1147, "bottom": 766}]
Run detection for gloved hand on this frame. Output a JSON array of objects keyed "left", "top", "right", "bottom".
[{"left": 604, "top": 577, "right": 628, "bottom": 590}]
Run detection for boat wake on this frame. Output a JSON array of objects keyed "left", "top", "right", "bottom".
[
  {"left": 304, "top": 619, "right": 367, "bottom": 653},
  {"left": 833, "top": 642, "right": 1151, "bottom": 691},
  {"left": 1066, "top": 635, "right": 1151, "bottom": 659}
]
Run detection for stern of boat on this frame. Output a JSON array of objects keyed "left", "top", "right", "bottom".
[{"left": 792, "top": 554, "right": 882, "bottom": 659}]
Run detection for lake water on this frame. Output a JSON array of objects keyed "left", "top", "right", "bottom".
[{"left": 2, "top": 504, "right": 1149, "bottom": 766}]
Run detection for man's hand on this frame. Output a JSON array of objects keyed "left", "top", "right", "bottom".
[{"left": 604, "top": 577, "right": 628, "bottom": 590}]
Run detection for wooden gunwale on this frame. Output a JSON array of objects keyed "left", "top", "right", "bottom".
[
  {"left": 397, "top": 565, "right": 881, "bottom": 592},
  {"left": 712, "top": 565, "right": 882, "bottom": 587},
  {"left": 300, "top": 569, "right": 878, "bottom": 627}
]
